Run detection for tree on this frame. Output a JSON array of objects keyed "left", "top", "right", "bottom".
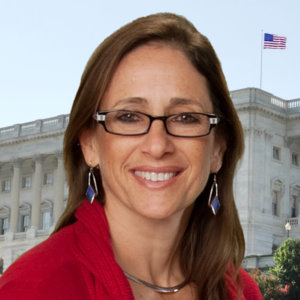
[
  {"left": 272, "top": 238, "right": 300, "bottom": 299},
  {"left": 249, "top": 239, "right": 300, "bottom": 299},
  {"left": 249, "top": 268, "right": 284, "bottom": 299}
]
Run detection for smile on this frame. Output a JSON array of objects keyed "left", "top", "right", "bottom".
[{"left": 134, "top": 171, "right": 176, "bottom": 182}]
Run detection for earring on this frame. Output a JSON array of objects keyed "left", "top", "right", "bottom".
[
  {"left": 208, "top": 174, "right": 221, "bottom": 215},
  {"left": 86, "top": 167, "right": 98, "bottom": 204}
]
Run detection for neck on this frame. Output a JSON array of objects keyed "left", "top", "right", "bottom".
[{"left": 104, "top": 201, "right": 193, "bottom": 287}]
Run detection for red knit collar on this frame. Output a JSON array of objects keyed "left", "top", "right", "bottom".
[{"left": 74, "top": 200, "right": 134, "bottom": 300}]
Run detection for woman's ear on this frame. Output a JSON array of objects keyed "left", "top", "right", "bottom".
[
  {"left": 79, "top": 129, "right": 97, "bottom": 166},
  {"left": 210, "top": 137, "right": 227, "bottom": 173}
]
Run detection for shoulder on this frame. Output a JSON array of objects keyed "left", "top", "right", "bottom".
[
  {"left": 0, "top": 223, "right": 91, "bottom": 299},
  {"left": 239, "top": 268, "right": 263, "bottom": 300},
  {"left": 226, "top": 267, "right": 262, "bottom": 300}
]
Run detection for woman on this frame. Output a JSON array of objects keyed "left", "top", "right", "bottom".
[{"left": 0, "top": 13, "right": 262, "bottom": 299}]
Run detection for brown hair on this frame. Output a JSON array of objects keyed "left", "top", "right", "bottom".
[{"left": 55, "top": 13, "right": 245, "bottom": 299}]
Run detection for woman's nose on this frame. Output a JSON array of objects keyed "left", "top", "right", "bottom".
[{"left": 140, "top": 119, "right": 175, "bottom": 159}]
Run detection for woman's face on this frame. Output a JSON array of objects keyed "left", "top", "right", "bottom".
[{"left": 81, "top": 43, "right": 225, "bottom": 220}]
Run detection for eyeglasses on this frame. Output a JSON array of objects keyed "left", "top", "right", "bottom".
[{"left": 93, "top": 110, "right": 219, "bottom": 138}]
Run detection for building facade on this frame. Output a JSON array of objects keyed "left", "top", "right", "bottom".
[
  {"left": 231, "top": 88, "right": 300, "bottom": 267},
  {"left": 0, "top": 115, "right": 68, "bottom": 272},
  {"left": 0, "top": 88, "right": 300, "bottom": 272}
]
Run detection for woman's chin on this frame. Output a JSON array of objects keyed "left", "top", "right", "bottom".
[{"left": 134, "top": 204, "right": 184, "bottom": 222}]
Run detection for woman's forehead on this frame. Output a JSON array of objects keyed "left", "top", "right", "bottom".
[{"left": 100, "top": 44, "right": 213, "bottom": 112}]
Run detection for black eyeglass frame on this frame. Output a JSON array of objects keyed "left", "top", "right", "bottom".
[{"left": 93, "top": 110, "right": 220, "bottom": 138}]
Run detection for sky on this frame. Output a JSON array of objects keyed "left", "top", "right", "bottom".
[{"left": 0, "top": 0, "right": 299, "bottom": 128}]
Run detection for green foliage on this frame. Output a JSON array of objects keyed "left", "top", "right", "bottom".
[
  {"left": 248, "top": 238, "right": 300, "bottom": 299},
  {"left": 272, "top": 238, "right": 300, "bottom": 299},
  {"left": 249, "top": 268, "right": 286, "bottom": 299}
]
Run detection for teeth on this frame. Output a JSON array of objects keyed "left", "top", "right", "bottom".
[
  {"left": 151, "top": 172, "right": 157, "bottom": 181},
  {"left": 135, "top": 171, "right": 176, "bottom": 182}
]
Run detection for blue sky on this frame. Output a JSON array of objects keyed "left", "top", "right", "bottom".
[{"left": 0, "top": 0, "right": 299, "bottom": 128}]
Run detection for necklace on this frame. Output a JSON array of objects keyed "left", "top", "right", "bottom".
[{"left": 124, "top": 271, "right": 187, "bottom": 293}]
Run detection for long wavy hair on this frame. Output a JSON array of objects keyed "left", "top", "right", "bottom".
[{"left": 54, "top": 13, "right": 245, "bottom": 299}]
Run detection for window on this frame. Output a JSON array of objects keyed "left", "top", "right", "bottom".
[
  {"left": 43, "top": 172, "right": 53, "bottom": 185},
  {"left": 0, "top": 218, "right": 9, "bottom": 235},
  {"left": 21, "top": 215, "right": 30, "bottom": 232},
  {"left": 42, "top": 211, "right": 52, "bottom": 230},
  {"left": 271, "top": 179, "right": 284, "bottom": 217},
  {"left": 290, "top": 185, "right": 300, "bottom": 218},
  {"left": 272, "top": 191, "right": 279, "bottom": 216},
  {"left": 272, "top": 244, "right": 279, "bottom": 254},
  {"left": 1, "top": 179, "right": 11, "bottom": 192},
  {"left": 19, "top": 203, "right": 31, "bottom": 232},
  {"left": 40, "top": 200, "right": 53, "bottom": 230},
  {"left": 0, "top": 258, "right": 3, "bottom": 274},
  {"left": 291, "top": 196, "right": 297, "bottom": 218},
  {"left": 22, "top": 176, "right": 31, "bottom": 189},
  {"left": 273, "top": 147, "right": 280, "bottom": 160},
  {"left": 292, "top": 153, "right": 299, "bottom": 166},
  {"left": 0, "top": 206, "right": 10, "bottom": 234}
]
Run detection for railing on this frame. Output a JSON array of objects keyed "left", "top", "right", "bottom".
[
  {"left": 0, "top": 114, "right": 69, "bottom": 141},
  {"left": 286, "top": 217, "right": 299, "bottom": 226},
  {"left": 288, "top": 99, "right": 300, "bottom": 109},
  {"left": 271, "top": 97, "right": 300, "bottom": 113},
  {"left": 0, "top": 127, "right": 15, "bottom": 135},
  {"left": 0, "top": 230, "right": 50, "bottom": 241},
  {"left": 36, "top": 229, "right": 51, "bottom": 237},
  {"left": 231, "top": 88, "right": 300, "bottom": 114},
  {"left": 14, "top": 232, "right": 26, "bottom": 240},
  {"left": 242, "top": 254, "right": 274, "bottom": 270},
  {"left": 271, "top": 97, "right": 287, "bottom": 109}
]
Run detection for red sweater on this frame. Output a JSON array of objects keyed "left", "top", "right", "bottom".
[{"left": 0, "top": 200, "right": 262, "bottom": 299}]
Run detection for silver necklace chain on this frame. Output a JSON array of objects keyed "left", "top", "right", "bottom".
[{"left": 124, "top": 271, "right": 187, "bottom": 293}]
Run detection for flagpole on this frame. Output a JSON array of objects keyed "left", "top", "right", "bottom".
[{"left": 260, "top": 30, "right": 263, "bottom": 89}]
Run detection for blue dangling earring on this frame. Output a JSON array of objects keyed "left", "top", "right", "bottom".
[
  {"left": 208, "top": 174, "right": 221, "bottom": 215},
  {"left": 86, "top": 166, "right": 98, "bottom": 204}
]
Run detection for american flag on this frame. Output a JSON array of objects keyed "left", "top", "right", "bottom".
[{"left": 264, "top": 33, "right": 287, "bottom": 49}]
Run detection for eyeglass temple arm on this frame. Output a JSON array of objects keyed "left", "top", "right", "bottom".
[
  {"left": 93, "top": 113, "right": 106, "bottom": 122},
  {"left": 209, "top": 117, "right": 219, "bottom": 125}
]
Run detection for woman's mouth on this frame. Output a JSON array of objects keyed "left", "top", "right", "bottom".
[{"left": 134, "top": 171, "right": 176, "bottom": 182}]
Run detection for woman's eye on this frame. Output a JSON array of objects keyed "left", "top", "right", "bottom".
[
  {"left": 174, "top": 113, "right": 201, "bottom": 124},
  {"left": 115, "top": 112, "right": 142, "bottom": 122}
]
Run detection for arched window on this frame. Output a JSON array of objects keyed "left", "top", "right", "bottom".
[
  {"left": 271, "top": 179, "right": 284, "bottom": 217},
  {"left": 19, "top": 203, "right": 31, "bottom": 232},
  {"left": 40, "top": 200, "right": 53, "bottom": 230},
  {"left": 290, "top": 184, "right": 300, "bottom": 218}
]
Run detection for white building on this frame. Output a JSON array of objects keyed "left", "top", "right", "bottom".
[
  {"left": 231, "top": 88, "right": 300, "bottom": 269},
  {"left": 0, "top": 115, "right": 68, "bottom": 272},
  {"left": 0, "top": 88, "right": 299, "bottom": 272}
]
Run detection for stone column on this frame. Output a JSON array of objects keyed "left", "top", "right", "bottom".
[
  {"left": 30, "top": 156, "right": 43, "bottom": 230},
  {"left": 8, "top": 159, "right": 21, "bottom": 233},
  {"left": 53, "top": 152, "right": 65, "bottom": 224}
]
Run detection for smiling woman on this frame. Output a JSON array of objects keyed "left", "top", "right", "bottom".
[
  {"left": 80, "top": 43, "right": 222, "bottom": 226},
  {"left": 0, "top": 13, "right": 262, "bottom": 300}
]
